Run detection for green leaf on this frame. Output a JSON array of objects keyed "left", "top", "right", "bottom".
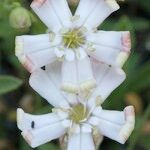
[
  {"left": 38, "top": 143, "right": 60, "bottom": 150},
  {"left": 0, "top": 75, "right": 22, "bottom": 95},
  {"left": 19, "top": 137, "right": 31, "bottom": 150}
]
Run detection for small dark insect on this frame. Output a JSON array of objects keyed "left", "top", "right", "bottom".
[{"left": 31, "top": 121, "right": 35, "bottom": 129}]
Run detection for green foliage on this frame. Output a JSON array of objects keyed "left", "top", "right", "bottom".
[
  {"left": 38, "top": 143, "right": 60, "bottom": 150},
  {"left": 0, "top": 0, "right": 149, "bottom": 150},
  {"left": 0, "top": 75, "right": 22, "bottom": 95}
]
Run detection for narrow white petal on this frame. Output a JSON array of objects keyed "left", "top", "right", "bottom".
[
  {"left": 88, "top": 62, "right": 126, "bottom": 107},
  {"left": 76, "top": 48, "right": 87, "bottom": 60},
  {"left": 89, "top": 44, "right": 121, "bottom": 66},
  {"left": 67, "top": 132, "right": 80, "bottom": 150},
  {"left": 65, "top": 49, "right": 75, "bottom": 61},
  {"left": 89, "top": 106, "right": 135, "bottom": 144},
  {"left": 87, "top": 31, "right": 131, "bottom": 66},
  {"left": 80, "top": 133, "right": 95, "bottom": 150},
  {"left": 118, "top": 106, "right": 135, "bottom": 144},
  {"left": 89, "top": 116, "right": 122, "bottom": 142},
  {"left": 92, "top": 107, "right": 125, "bottom": 125},
  {"left": 81, "top": 124, "right": 92, "bottom": 133},
  {"left": 21, "top": 121, "right": 67, "bottom": 148},
  {"left": 67, "top": 126, "right": 95, "bottom": 150},
  {"left": 31, "top": 0, "right": 72, "bottom": 32},
  {"left": 77, "top": 56, "right": 96, "bottom": 92},
  {"left": 17, "top": 108, "right": 64, "bottom": 131},
  {"left": 91, "top": 59, "right": 109, "bottom": 83},
  {"left": 46, "top": 61, "right": 62, "bottom": 88},
  {"left": 75, "top": 0, "right": 119, "bottom": 30},
  {"left": 15, "top": 34, "right": 59, "bottom": 72},
  {"left": 46, "top": 62, "right": 78, "bottom": 105},
  {"left": 61, "top": 60, "right": 78, "bottom": 93},
  {"left": 87, "top": 31, "right": 131, "bottom": 52},
  {"left": 29, "top": 69, "right": 70, "bottom": 108}
]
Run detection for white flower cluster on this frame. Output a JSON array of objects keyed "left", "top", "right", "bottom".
[{"left": 15, "top": 0, "right": 135, "bottom": 149}]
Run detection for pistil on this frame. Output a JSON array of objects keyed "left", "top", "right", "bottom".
[
  {"left": 63, "top": 28, "right": 85, "bottom": 49},
  {"left": 70, "top": 104, "right": 88, "bottom": 124}
]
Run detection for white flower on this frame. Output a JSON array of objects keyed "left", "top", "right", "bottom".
[
  {"left": 17, "top": 61, "right": 135, "bottom": 149},
  {"left": 15, "top": 0, "right": 131, "bottom": 93}
]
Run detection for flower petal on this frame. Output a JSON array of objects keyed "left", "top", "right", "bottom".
[
  {"left": 87, "top": 31, "right": 131, "bottom": 67},
  {"left": 88, "top": 62, "right": 126, "bottom": 107},
  {"left": 118, "top": 106, "right": 135, "bottom": 144},
  {"left": 46, "top": 61, "right": 62, "bottom": 88},
  {"left": 92, "top": 106, "right": 125, "bottom": 125},
  {"left": 29, "top": 69, "right": 70, "bottom": 108},
  {"left": 65, "top": 49, "right": 76, "bottom": 61},
  {"left": 89, "top": 106, "right": 135, "bottom": 144},
  {"left": 77, "top": 56, "right": 96, "bottom": 92},
  {"left": 31, "top": 0, "right": 72, "bottom": 32},
  {"left": 67, "top": 126, "right": 95, "bottom": 150},
  {"left": 74, "top": 0, "right": 119, "bottom": 30},
  {"left": 61, "top": 56, "right": 96, "bottom": 93},
  {"left": 46, "top": 62, "right": 78, "bottom": 105},
  {"left": 21, "top": 121, "right": 67, "bottom": 148},
  {"left": 61, "top": 60, "right": 78, "bottom": 93},
  {"left": 76, "top": 48, "right": 87, "bottom": 60},
  {"left": 17, "top": 108, "right": 65, "bottom": 131},
  {"left": 15, "top": 34, "right": 61, "bottom": 72}
]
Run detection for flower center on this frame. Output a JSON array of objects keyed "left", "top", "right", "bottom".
[
  {"left": 70, "top": 104, "right": 88, "bottom": 124},
  {"left": 63, "top": 28, "right": 85, "bottom": 49}
]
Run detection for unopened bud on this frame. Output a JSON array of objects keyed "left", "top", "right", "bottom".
[{"left": 9, "top": 7, "right": 31, "bottom": 29}]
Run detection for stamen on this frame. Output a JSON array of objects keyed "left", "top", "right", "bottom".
[
  {"left": 70, "top": 104, "right": 88, "bottom": 124},
  {"left": 62, "top": 28, "right": 85, "bottom": 49}
]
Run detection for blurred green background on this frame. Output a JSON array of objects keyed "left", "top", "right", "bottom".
[{"left": 0, "top": 0, "right": 150, "bottom": 150}]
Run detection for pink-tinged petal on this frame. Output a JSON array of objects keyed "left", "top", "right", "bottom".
[
  {"left": 21, "top": 121, "right": 67, "bottom": 148},
  {"left": 15, "top": 34, "right": 60, "bottom": 72},
  {"left": 89, "top": 106, "right": 135, "bottom": 144},
  {"left": 33, "top": 0, "right": 46, "bottom": 7},
  {"left": 20, "top": 56, "right": 36, "bottom": 73},
  {"left": 122, "top": 31, "right": 131, "bottom": 52},
  {"left": 86, "top": 31, "right": 131, "bottom": 67},
  {"left": 29, "top": 69, "right": 70, "bottom": 108},
  {"left": 74, "top": 0, "right": 119, "bottom": 30},
  {"left": 17, "top": 108, "right": 67, "bottom": 131},
  {"left": 118, "top": 106, "right": 135, "bottom": 144},
  {"left": 31, "top": 0, "right": 72, "bottom": 32},
  {"left": 88, "top": 61, "right": 126, "bottom": 108}
]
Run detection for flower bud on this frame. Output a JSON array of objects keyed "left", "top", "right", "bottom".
[{"left": 9, "top": 7, "right": 31, "bottom": 29}]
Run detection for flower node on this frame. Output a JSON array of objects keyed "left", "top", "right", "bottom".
[
  {"left": 70, "top": 104, "right": 88, "bottom": 124},
  {"left": 63, "top": 28, "right": 85, "bottom": 49}
]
